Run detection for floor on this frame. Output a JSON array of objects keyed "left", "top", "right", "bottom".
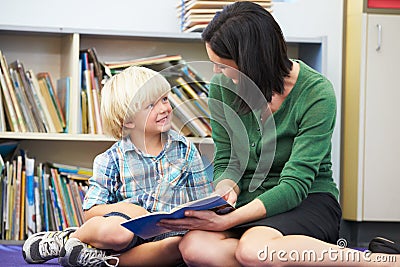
[{"left": 0, "top": 244, "right": 58, "bottom": 266}]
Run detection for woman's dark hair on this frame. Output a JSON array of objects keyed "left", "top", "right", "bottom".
[{"left": 202, "top": 1, "right": 292, "bottom": 113}]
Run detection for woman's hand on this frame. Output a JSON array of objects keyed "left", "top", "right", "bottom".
[
  {"left": 158, "top": 199, "right": 267, "bottom": 233},
  {"left": 215, "top": 179, "right": 240, "bottom": 205},
  {"left": 157, "top": 209, "right": 233, "bottom": 232}
]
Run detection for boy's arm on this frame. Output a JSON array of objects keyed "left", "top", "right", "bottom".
[
  {"left": 185, "top": 142, "right": 214, "bottom": 200},
  {"left": 82, "top": 152, "right": 120, "bottom": 216}
]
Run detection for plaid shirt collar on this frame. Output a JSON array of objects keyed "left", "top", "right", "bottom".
[{"left": 120, "top": 130, "right": 186, "bottom": 157}]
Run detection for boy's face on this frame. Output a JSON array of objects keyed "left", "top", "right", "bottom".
[{"left": 132, "top": 93, "right": 173, "bottom": 134}]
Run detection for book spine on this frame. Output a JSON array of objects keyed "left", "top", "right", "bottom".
[
  {"left": 26, "top": 70, "right": 57, "bottom": 133},
  {"left": 34, "top": 176, "right": 42, "bottom": 233},
  {"left": 48, "top": 185, "right": 62, "bottom": 231},
  {"left": 14, "top": 157, "right": 21, "bottom": 240},
  {"left": 9, "top": 68, "right": 37, "bottom": 132},
  {"left": 83, "top": 70, "right": 96, "bottom": 134},
  {"left": 11, "top": 61, "right": 45, "bottom": 132},
  {"left": 0, "top": 71, "right": 19, "bottom": 131},
  {"left": 40, "top": 73, "right": 66, "bottom": 128},
  {"left": 50, "top": 169, "right": 68, "bottom": 228},
  {"left": 37, "top": 79, "right": 63, "bottom": 132},
  {"left": 63, "top": 177, "right": 79, "bottom": 226},
  {"left": 25, "top": 155, "right": 36, "bottom": 236},
  {"left": 0, "top": 52, "right": 27, "bottom": 132},
  {"left": 19, "top": 171, "right": 26, "bottom": 240}
]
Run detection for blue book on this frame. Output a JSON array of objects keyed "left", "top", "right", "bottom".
[
  {"left": 121, "top": 194, "right": 234, "bottom": 239},
  {"left": 41, "top": 170, "right": 49, "bottom": 231}
]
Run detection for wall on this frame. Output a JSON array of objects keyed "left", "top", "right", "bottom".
[
  {"left": 273, "top": 0, "right": 344, "bottom": 189},
  {"left": 0, "top": 0, "right": 180, "bottom": 33}
]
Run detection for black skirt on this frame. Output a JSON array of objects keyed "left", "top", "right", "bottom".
[{"left": 232, "top": 192, "right": 342, "bottom": 244}]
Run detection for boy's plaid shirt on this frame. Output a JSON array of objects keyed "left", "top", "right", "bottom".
[{"left": 83, "top": 130, "right": 213, "bottom": 212}]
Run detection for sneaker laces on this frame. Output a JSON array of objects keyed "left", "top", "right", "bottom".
[
  {"left": 39, "top": 233, "right": 64, "bottom": 258},
  {"left": 77, "top": 248, "right": 119, "bottom": 267}
]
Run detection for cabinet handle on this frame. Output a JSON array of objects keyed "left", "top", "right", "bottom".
[{"left": 376, "top": 24, "right": 382, "bottom": 51}]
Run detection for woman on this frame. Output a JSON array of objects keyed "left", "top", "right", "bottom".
[{"left": 159, "top": 2, "right": 398, "bottom": 266}]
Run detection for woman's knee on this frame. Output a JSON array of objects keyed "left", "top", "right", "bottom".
[
  {"left": 179, "top": 231, "right": 221, "bottom": 265},
  {"left": 236, "top": 226, "right": 283, "bottom": 267},
  {"left": 179, "top": 231, "right": 205, "bottom": 261}
]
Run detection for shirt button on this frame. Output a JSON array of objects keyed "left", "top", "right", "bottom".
[
  {"left": 157, "top": 179, "right": 161, "bottom": 184},
  {"left": 251, "top": 142, "right": 255, "bottom": 147}
]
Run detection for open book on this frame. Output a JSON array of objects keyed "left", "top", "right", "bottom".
[{"left": 121, "top": 194, "right": 235, "bottom": 239}]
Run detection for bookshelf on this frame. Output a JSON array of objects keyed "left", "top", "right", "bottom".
[
  {"left": 0, "top": 25, "right": 327, "bottom": 164},
  {"left": 0, "top": 25, "right": 326, "bottom": 241}
]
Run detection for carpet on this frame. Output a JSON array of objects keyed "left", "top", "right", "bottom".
[{"left": 0, "top": 244, "right": 58, "bottom": 266}]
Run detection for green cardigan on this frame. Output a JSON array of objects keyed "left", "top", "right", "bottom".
[{"left": 209, "top": 60, "right": 339, "bottom": 217}]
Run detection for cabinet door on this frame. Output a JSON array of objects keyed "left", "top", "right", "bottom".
[{"left": 363, "top": 14, "right": 400, "bottom": 221}]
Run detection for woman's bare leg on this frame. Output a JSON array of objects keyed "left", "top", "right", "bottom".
[
  {"left": 236, "top": 226, "right": 399, "bottom": 267},
  {"left": 179, "top": 230, "right": 241, "bottom": 267}
]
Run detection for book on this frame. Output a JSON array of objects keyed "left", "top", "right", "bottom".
[
  {"left": 25, "top": 70, "right": 57, "bottom": 133},
  {"left": 37, "top": 77, "right": 64, "bottom": 132},
  {"left": 9, "top": 68, "right": 38, "bottom": 132},
  {"left": 10, "top": 60, "right": 46, "bottom": 132},
  {"left": 37, "top": 72, "right": 66, "bottom": 129},
  {"left": 104, "top": 55, "right": 182, "bottom": 70},
  {"left": 56, "top": 77, "right": 71, "bottom": 133},
  {"left": 0, "top": 50, "right": 26, "bottom": 132},
  {"left": 0, "top": 71, "right": 19, "bottom": 131},
  {"left": 121, "top": 194, "right": 235, "bottom": 239},
  {"left": 80, "top": 48, "right": 104, "bottom": 91},
  {"left": 0, "top": 78, "right": 6, "bottom": 131},
  {"left": 25, "top": 154, "right": 36, "bottom": 236},
  {"left": 177, "top": 1, "right": 272, "bottom": 32},
  {"left": 168, "top": 93, "right": 211, "bottom": 137}
]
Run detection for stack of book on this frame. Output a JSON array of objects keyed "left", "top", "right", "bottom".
[
  {"left": 0, "top": 50, "right": 69, "bottom": 134},
  {"left": 0, "top": 48, "right": 106, "bottom": 135},
  {"left": 0, "top": 49, "right": 212, "bottom": 138},
  {"left": 0, "top": 153, "right": 90, "bottom": 240},
  {"left": 103, "top": 55, "right": 212, "bottom": 138},
  {"left": 177, "top": 0, "right": 273, "bottom": 33},
  {"left": 79, "top": 48, "right": 104, "bottom": 135}
]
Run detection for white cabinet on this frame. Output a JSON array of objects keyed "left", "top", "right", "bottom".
[
  {"left": 342, "top": 14, "right": 400, "bottom": 221},
  {"left": 362, "top": 14, "right": 400, "bottom": 221}
]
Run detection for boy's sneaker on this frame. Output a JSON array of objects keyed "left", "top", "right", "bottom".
[
  {"left": 22, "top": 227, "right": 78, "bottom": 263},
  {"left": 59, "top": 237, "right": 119, "bottom": 267}
]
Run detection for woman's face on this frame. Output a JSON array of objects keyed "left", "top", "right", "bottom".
[{"left": 206, "top": 43, "right": 240, "bottom": 84}]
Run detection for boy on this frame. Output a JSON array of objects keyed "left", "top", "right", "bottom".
[{"left": 23, "top": 66, "right": 213, "bottom": 266}]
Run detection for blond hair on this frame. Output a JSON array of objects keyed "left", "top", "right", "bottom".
[{"left": 101, "top": 66, "right": 171, "bottom": 139}]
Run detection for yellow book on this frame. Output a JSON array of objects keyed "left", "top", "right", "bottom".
[
  {"left": 0, "top": 50, "right": 26, "bottom": 132},
  {"left": 81, "top": 90, "right": 88, "bottom": 134},
  {"left": 37, "top": 79, "right": 63, "bottom": 132},
  {"left": 19, "top": 171, "right": 26, "bottom": 240}
]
